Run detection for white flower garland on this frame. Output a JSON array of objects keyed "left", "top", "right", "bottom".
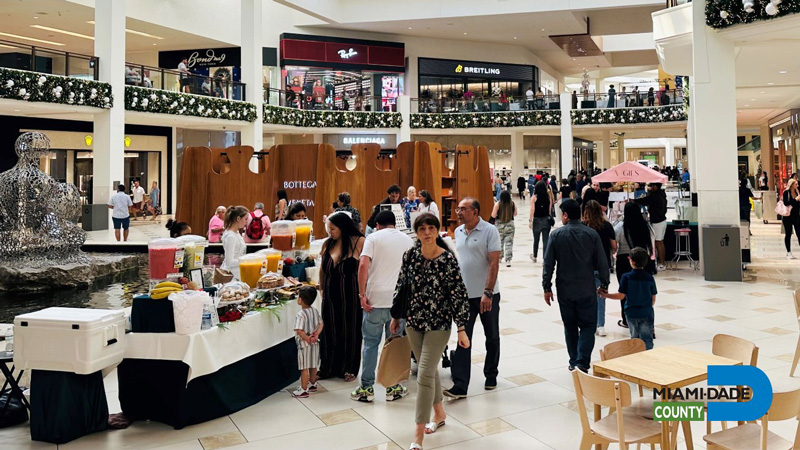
[
  {"left": 570, "top": 105, "right": 687, "bottom": 125},
  {"left": 263, "top": 105, "right": 402, "bottom": 128},
  {"left": 125, "top": 86, "right": 257, "bottom": 122},
  {"left": 410, "top": 110, "right": 561, "bottom": 129},
  {"left": 0, "top": 67, "right": 112, "bottom": 108}
]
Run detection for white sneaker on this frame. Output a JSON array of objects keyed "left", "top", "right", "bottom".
[
  {"left": 657, "top": 264, "right": 666, "bottom": 271},
  {"left": 597, "top": 326, "right": 607, "bottom": 337},
  {"left": 506, "top": 261, "right": 511, "bottom": 267},
  {"left": 788, "top": 253, "right": 796, "bottom": 260}
]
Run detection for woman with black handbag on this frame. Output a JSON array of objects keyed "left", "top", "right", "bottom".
[
  {"left": 390, "top": 213, "right": 469, "bottom": 450},
  {"left": 529, "top": 180, "right": 554, "bottom": 263}
]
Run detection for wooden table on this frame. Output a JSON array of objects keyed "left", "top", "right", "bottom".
[{"left": 592, "top": 346, "right": 742, "bottom": 450}]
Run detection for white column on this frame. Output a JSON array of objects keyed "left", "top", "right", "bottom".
[
  {"left": 559, "top": 93, "right": 573, "bottom": 180},
  {"left": 690, "top": 0, "right": 738, "bottom": 226},
  {"left": 93, "top": 0, "right": 125, "bottom": 215},
  {"left": 618, "top": 135, "right": 626, "bottom": 164},
  {"left": 397, "top": 95, "right": 411, "bottom": 144},
  {"left": 599, "top": 129, "right": 611, "bottom": 170},
  {"left": 241, "top": 0, "right": 263, "bottom": 151},
  {"left": 511, "top": 132, "right": 525, "bottom": 177},
  {"left": 664, "top": 139, "right": 675, "bottom": 167}
]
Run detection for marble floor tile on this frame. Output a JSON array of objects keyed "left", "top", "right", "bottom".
[
  {"left": 198, "top": 431, "right": 247, "bottom": 450},
  {"left": 506, "top": 373, "right": 546, "bottom": 386},
  {"left": 499, "top": 327, "right": 523, "bottom": 336},
  {"left": 707, "top": 315, "right": 735, "bottom": 322},
  {"left": 516, "top": 308, "right": 542, "bottom": 314},
  {"left": 467, "top": 418, "right": 516, "bottom": 437},
  {"left": 319, "top": 409, "right": 363, "bottom": 426},
  {"left": 532, "top": 342, "right": 566, "bottom": 352},
  {"left": 223, "top": 420, "right": 387, "bottom": 450},
  {"left": 355, "top": 443, "right": 403, "bottom": 450}
]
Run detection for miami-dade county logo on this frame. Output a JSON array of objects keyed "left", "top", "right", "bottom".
[{"left": 653, "top": 366, "right": 773, "bottom": 421}]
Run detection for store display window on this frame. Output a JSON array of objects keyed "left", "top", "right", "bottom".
[{"left": 282, "top": 67, "right": 403, "bottom": 112}]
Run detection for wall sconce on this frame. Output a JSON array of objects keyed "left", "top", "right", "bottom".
[{"left": 84, "top": 135, "right": 92, "bottom": 146}]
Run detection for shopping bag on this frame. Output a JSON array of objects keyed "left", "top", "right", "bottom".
[
  {"left": 376, "top": 335, "right": 411, "bottom": 387},
  {"left": 213, "top": 268, "right": 233, "bottom": 284}
]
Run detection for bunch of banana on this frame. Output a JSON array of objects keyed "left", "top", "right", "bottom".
[{"left": 150, "top": 281, "right": 183, "bottom": 299}]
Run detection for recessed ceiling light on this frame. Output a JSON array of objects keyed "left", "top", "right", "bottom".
[
  {"left": 13, "top": 109, "right": 20, "bottom": 112},
  {"left": 760, "top": 91, "right": 765, "bottom": 94},
  {"left": 513, "top": 37, "right": 517, "bottom": 40},
  {"left": 745, "top": 104, "right": 750, "bottom": 107},
  {"left": 768, "top": 82, "right": 775, "bottom": 85},
  {"left": 86, "top": 21, "right": 164, "bottom": 39},
  {"left": 541, "top": 28, "right": 545, "bottom": 31},
  {"left": 779, "top": 70, "right": 788, "bottom": 74},
  {"left": 31, "top": 25, "right": 93, "bottom": 40},
  {"left": 0, "top": 31, "right": 64, "bottom": 46},
  {"left": 152, "top": 43, "right": 157, "bottom": 45},
  {"left": 572, "top": 58, "right": 576, "bottom": 61},
  {"left": 408, "top": 27, "right": 412, "bottom": 30},
  {"left": 463, "top": 32, "right": 467, "bottom": 35},
  {"left": 33, "top": 16, "right": 38, "bottom": 19}
]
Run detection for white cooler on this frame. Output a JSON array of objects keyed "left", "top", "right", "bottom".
[{"left": 13, "top": 307, "right": 126, "bottom": 375}]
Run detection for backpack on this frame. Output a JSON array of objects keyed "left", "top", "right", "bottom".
[{"left": 246, "top": 211, "right": 265, "bottom": 240}]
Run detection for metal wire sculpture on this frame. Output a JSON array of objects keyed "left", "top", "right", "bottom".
[{"left": 0, "top": 132, "right": 88, "bottom": 266}]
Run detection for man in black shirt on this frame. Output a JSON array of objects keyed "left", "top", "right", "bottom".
[
  {"left": 634, "top": 183, "right": 668, "bottom": 270},
  {"left": 542, "top": 199, "right": 609, "bottom": 373},
  {"left": 366, "top": 184, "right": 402, "bottom": 234}
]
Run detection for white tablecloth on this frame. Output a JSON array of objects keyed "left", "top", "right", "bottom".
[{"left": 124, "top": 301, "right": 300, "bottom": 383}]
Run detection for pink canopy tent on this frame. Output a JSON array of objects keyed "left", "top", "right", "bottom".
[{"left": 592, "top": 161, "right": 668, "bottom": 184}]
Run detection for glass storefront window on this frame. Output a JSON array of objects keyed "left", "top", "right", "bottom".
[{"left": 282, "top": 66, "right": 403, "bottom": 111}]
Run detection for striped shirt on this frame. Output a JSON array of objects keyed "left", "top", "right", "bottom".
[{"left": 295, "top": 307, "right": 322, "bottom": 349}]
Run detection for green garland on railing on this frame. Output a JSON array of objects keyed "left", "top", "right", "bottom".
[
  {"left": 706, "top": 0, "right": 800, "bottom": 29},
  {"left": 571, "top": 105, "right": 688, "bottom": 125},
  {"left": 0, "top": 67, "right": 112, "bottom": 108},
  {"left": 125, "top": 86, "right": 257, "bottom": 122},
  {"left": 263, "top": 105, "right": 402, "bottom": 128},
  {"left": 410, "top": 110, "right": 561, "bottom": 129}
]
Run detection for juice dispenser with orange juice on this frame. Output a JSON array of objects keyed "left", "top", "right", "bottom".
[
  {"left": 238, "top": 253, "right": 266, "bottom": 289},
  {"left": 294, "top": 219, "right": 313, "bottom": 250},
  {"left": 257, "top": 249, "right": 283, "bottom": 273}
]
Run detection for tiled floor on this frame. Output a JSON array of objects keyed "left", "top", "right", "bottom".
[{"left": 5, "top": 199, "right": 800, "bottom": 449}]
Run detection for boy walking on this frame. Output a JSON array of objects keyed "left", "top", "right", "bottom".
[
  {"left": 599, "top": 247, "right": 657, "bottom": 349},
  {"left": 292, "top": 286, "right": 324, "bottom": 398}
]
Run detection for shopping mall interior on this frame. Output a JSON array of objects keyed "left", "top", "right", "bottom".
[{"left": 1, "top": 0, "right": 800, "bottom": 449}]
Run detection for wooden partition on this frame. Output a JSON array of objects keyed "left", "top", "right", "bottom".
[{"left": 176, "top": 141, "right": 492, "bottom": 239}]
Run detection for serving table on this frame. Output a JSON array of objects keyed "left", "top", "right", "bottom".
[
  {"left": 592, "top": 346, "right": 742, "bottom": 450},
  {"left": 118, "top": 301, "right": 300, "bottom": 429}
]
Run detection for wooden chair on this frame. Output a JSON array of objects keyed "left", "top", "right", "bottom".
[
  {"left": 790, "top": 290, "right": 800, "bottom": 377},
  {"left": 572, "top": 369, "right": 664, "bottom": 449},
  {"left": 703, "top": 388, "right": 800, "bottom": 450}
]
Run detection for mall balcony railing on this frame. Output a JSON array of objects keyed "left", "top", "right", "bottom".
[
  {"left": 574, "top": 89, "right": 684, "bottom": 110},
  {"left": 0, "top": 39, "right": 99, "bottom": 80},
  {"left": 666, "top": 0, "right": 691, "bottom": 7},
  {"left": 411, "top": 95, "right": 561, "bottom": 113},
  {"left": 263, "top": 88, "right": 398, "bottom": 112},
  {"left": 125, "top": 64, "right": 246, "bottom": 101}
]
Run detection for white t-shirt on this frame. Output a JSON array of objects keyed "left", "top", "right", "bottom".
[
  {"left": 418, "top": 201, "right": 439, "bottom": 219},
  {"left": 178, "top": 62, "right": 188, "bottom": 74},
  {"left": 361, "top": 228, "right": 414, "bottom": 308},
  {"left": 132, "top": 186, "right": 145, "bottom": 203},
  {"left": 107, "top": 192, "right": 133, "bottom": 219},
  {"left": 526, "top": 89, "right": 534, "bottom": 101},
  {"left": 221, "top": 230, "right": 247, "bottom": 279}
]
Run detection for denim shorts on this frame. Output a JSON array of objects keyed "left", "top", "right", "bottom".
[{"left": 112, "top": 217, "right": 130, "bottom": 230}]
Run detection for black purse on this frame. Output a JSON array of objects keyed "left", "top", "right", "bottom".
[{"left": 391, "top": 250, "right": 413, "bottom": 319}]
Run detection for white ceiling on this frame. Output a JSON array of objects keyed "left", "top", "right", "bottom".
[
  {"left": 0, "top": 0, "right": 232, "bottom": 57},
  {"left": 733, "top": 39, "right": 800, "bottom": 126},
  {"left": 299, "top": 5, "right": 662, "bottom": 77}
]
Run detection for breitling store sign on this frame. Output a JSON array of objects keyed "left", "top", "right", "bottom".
[{"left": 419, "top": 57, "right": 536, "bottom": 82}]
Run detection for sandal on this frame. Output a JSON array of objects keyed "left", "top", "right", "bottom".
[
  {"left": 409, "top": 444, "right": 423, "bottom": 450},
  {"left": 344, "top": 373, "right": 356, "bottom": 382},
  {"left": 425, "top": 420, "right": 446, "bottom": 434},
  {"left": 617, "top": 319, "right": 628, "bottom": 329}
]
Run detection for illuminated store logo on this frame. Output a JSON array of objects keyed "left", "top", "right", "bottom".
[
  {"left": 343, "top": 136, "right": 386, "bottom": 145},
  {"left": 187, "top": 50, "right": 227, "bottom": 68},
  {"left": 455, "top": 64, "right": 500, "bottom": 75},
  {"left": 337, "top": 48, "right": 358, "bottom": 59}
]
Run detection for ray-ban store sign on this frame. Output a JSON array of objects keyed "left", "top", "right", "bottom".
[{"left": 419, "top": 58, "right": 535, "bottom": 81}]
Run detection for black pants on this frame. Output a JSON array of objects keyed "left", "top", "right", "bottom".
[
  {"left": 450, "top": 294, "right": 500, "bottom": 391},
  {"left": 557, "top": 295, "right": 597, "bottom": 370},
  {"left": 784, "top": 216, "right": 800, "bottom": 252}
]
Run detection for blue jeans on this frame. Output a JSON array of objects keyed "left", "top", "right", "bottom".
[
  {"left": 360, "top": 308, "right": 404, "bottom": 387},
  {"left": 628, "top": 315, "right": 654, "bottom": 350},
  {"left": 594, "top": 271, "right": 605, "bottom": 328},
  {"left": 557, "top": 295, "right": 597, "bottom": 370}
]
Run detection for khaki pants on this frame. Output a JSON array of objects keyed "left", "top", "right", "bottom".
[
  {"left": 406, "top": 327, "right": 450, "bottom": 424},
  {"left": 495, "top": 221, "right": 515, "bottom": 262}
]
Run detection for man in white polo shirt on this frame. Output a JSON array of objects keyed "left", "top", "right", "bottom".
[
  {"left": 107, "top": 184, "right": 133, "bottom": 242},
  {"left": 131, "top": 179, "right": 145, "bottom": 220},
  {"left": 444, "top": 197, "right": 501, "bottom": 399},
  {"left": 352, "top": 210, "right": 414, "bottom": 403}
]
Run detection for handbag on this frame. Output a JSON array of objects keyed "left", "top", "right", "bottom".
[
  {"left": 547, "top": 216, "right": 555, "bottom": 227},
  {"left": 390, "top": 251, "right": 413, "bottom": 319},
  {"left": 776, "top": 199, "right": 792, "bottom": 217},
  {"left": 376, "top": 335, "right": 411, "bottom": 387}
]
